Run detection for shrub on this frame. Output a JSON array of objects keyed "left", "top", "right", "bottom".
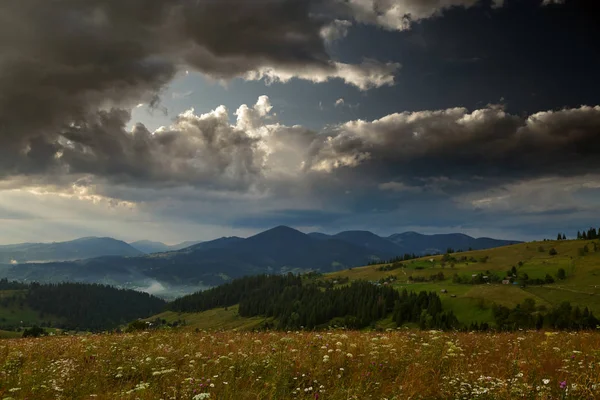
[
  {"left": 22, "top": 325, "right": 46, "bottom": 338},
  {"left": 126, "top": 320, "right": 150, "bottom": 332}
]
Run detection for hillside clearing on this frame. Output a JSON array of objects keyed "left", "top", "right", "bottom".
[{"left": 325, "top": 239, "right": 600, "bottom": 325}]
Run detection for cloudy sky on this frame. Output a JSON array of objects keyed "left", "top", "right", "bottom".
[{"left": 1, "top": 0, "right": 599, "bottom": 244}]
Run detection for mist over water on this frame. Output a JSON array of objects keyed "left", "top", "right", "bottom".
[{"left": 135, "top": 279, "right": 210, "bottom": 300}]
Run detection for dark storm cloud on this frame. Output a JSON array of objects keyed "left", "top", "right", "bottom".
[
  {"left": 328, "top": 0, "right": 562, "bottom": 31},
  {"left": 234, "top": 209, "right": 347, "bottom": 228},
  {"left": 0, "top": 0, "right": 398, "bottom": 184},
  {"left": 58, "top": 107, "right": 264, "bottom": 189},
  {"left": 0, "top": 0, "right": 594, "bottom": 196},
  {"left": 306, "top": 105, "right": 600, "bottom": 188},
  {"left": 332, "top": 0, "right": 479, "bottom": 30}
]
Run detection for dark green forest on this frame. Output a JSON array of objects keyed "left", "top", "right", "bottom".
[
  {"left": 169, "top": 274, "right": 294, "bottom": 312},
  {"left": 26, "top": 282, "right": 167, "bottom": 331},
  {"left": 0, "top": 280, "right": 166, "bottom": 331},
  {"left": 170, "top": 274, "right": 458, "bottom": 330}
]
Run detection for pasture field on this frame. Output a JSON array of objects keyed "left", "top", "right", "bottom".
[
  {"left": 0, "top": 330, "right": 20, "bottom": 339},
  {"left": 327, "top": 239, "right": 600, "bottom": 321},
  {"left": 1, "top": 329, "right": 600, "bottom": 399},
  {"left": 148, "top": 306, "right": 268, "bottom": 331}
]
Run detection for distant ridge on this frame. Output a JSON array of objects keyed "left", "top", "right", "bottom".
[
  {"left": 386, "top": 232, "right": 519, "bottom": 255},
  {"left": 309, "top": 230, "right": 519, "bottom": 256},
  {"left": 187, "top": 237, "right": 244, "bottom": 251},
  {"left": 129, "top": 240, "right": 171, "bottom": 254},
  {"left": 130, "top": 240, "right": 205, "bottom": 254},
  {"left": 0, "top": 237, "right": 143, "bottom": 264}
]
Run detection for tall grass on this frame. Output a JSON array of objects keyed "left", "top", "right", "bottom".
[{"left": 1, "top": 329, "right": 599, "bottom": 399}]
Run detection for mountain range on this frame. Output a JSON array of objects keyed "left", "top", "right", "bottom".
[{"left": 0, "top": 226, "right": 519, "bottom": 297}]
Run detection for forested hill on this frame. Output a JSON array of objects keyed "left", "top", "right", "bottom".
[
  {"left": 0, "top": 279, "right": 166, "bottom": 332},
  {"left": 169, "top": 274, "right": 458, "bottom": 330}
]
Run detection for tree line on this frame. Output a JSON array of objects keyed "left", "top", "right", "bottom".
[
  {"left": 466, "top": 298, "right": 599, "bottom": 331},
  {"left": 555, "top": 227, "right": 600, "bottom": 240},
  {"left": 576, "top": 228, "right": 600, "bottom": 240},
  {"left": 367, "top": 253, "right": 437, "bottom": 266}
]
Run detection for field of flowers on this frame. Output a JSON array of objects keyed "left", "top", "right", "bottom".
[{"left": 1, "top": 329, "right": 600, "bottom": 399}]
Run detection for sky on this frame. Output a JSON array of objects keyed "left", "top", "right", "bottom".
[{"left": 1, "top": 0, "right": 600, "bottom": 244}]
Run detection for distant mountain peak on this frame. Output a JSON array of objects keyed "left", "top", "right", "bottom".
[
  {"left": 243, "top": 226, "right": 312, "bottom": 249},
  {"left": 253, "top": 225, "right": 305, "bottom": 237}
]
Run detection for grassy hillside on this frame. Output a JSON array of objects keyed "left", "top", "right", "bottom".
[
  {"left": 0, "top": 329, "right": 21, "bottom": 339},
  {"left": 327, "top": 238, "right": 600, "bottom": 324},
  {"left": 146, "top": 305, "right": 268, "bottom": 331}
]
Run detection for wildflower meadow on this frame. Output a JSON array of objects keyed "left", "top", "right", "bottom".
[{"left": 1, "top": 329, "right": 600, "bottom": 399}]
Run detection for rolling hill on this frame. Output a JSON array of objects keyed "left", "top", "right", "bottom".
[
  {"left": 326, "top": 238, "right": 600, "bottom": 325},
  {"left": 144, "top": 238, "right": 600, "bottom": 331},
  {"left": 0, "top": 237, "right": 143, "bottom": 263}
]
